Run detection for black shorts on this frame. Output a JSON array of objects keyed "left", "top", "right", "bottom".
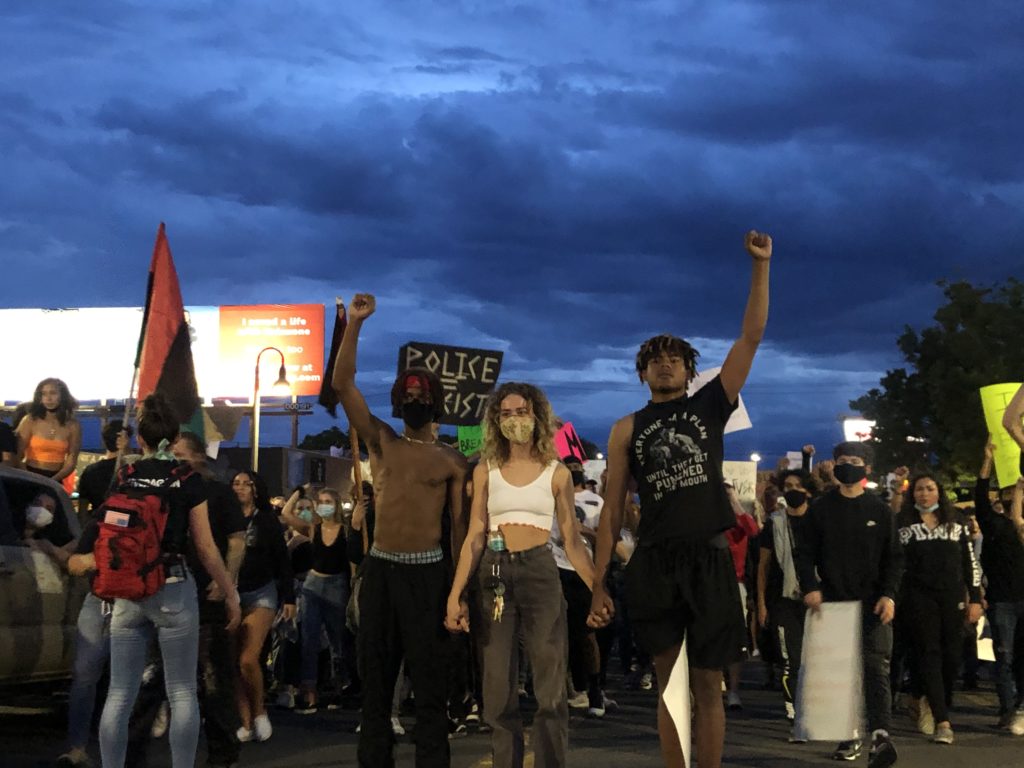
[{"left": 624, "top": 536, "right": 745, "bottom": 669}]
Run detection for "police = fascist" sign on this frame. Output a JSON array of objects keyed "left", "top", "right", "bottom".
[{"left": 395, "top": 341, "right": 504, "bottom": 426}]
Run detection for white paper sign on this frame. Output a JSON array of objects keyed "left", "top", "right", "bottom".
[
  {"left": 661, "top": 640, "right": 691, "bottom": 767},
  {"left": 688, "top": 366, "right": 752, "bottom": 434},
  {"left": 795, "top": 602, "right": 863, "bottom": 742}
]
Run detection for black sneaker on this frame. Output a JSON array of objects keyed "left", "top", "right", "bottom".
[
  {"left": 868, "top": 732, "right": 898, "bottom": 768},
  {"left": 831, "top": 740, "right": 862, "bottom": 761}
]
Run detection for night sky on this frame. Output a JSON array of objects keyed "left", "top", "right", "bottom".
[{"left": 1, "top": 1, "right": 1020, "bottom": 463}]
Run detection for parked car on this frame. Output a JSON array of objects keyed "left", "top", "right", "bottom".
[{"left": 0, "top": 466, "right": 87, "bottom": 686}]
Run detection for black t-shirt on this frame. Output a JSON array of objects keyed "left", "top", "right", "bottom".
[
  {"left": 628, "top": 375, "right": 737, "bottom": 542},
  {"left": 115, "top": 458, "right": 207, "bottom": 554},
  {"left": 0, "top": 422, "right": 16, "bottom": 456},
  {"left": 187, "top": 477, "right": 246, "bottom": 590},
  {"left": 78, "top": 458, "right": 118, "bottom": 513}
]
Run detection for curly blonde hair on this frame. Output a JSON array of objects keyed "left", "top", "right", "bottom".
[{"left": 480, "top": 382, "right": 559, "bottom": 466}]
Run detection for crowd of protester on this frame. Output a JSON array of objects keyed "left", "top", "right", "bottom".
[{"left": 3, "top": 277, "right": 1024, "bottom": 768}]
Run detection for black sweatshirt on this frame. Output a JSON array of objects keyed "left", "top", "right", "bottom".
[
  {"left": 974, "top": 477, "right": 1024, "bottom": 603},
  {"left": 897, "top": 510, "right": 982, "bottom": 603},
  {"left": 795, "top": 488, "right": 903, "bottom": 603},
  {"left": 237, "top": 507, "right": 295, "bottom": 605}
]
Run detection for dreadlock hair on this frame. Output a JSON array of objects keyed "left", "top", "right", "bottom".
[
  {"left": 635, "top": 334, "right": 700, "bottom": 382},
  {"left": 390, "top": 367, "right": 445, "bottom": 422}
]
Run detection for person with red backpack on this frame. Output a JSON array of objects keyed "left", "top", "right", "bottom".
[{"left": 68, "top": 393, "right": 241, "bottom": 768}]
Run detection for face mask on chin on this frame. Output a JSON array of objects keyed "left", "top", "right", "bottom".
[
  {"left": 401, "top": 400, "right": 433, "bottom": 431},
  {"left": 915, "top": 503, "right": 940, "bottom": 514},
  {"left": 833, "top": 463, "right": 867, "bottom": 486}
]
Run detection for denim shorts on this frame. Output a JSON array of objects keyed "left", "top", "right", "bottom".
[{"left": 240, "top": 581, "right": 278, "bottom": 613}]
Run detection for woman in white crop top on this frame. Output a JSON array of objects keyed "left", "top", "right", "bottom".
[{"left": 446, "top": 382, "right": 594, "bottom": 768}]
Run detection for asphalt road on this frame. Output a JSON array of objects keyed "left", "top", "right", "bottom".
[{"left": 2, "top": 670, "right": 1022, "bottom": 767}]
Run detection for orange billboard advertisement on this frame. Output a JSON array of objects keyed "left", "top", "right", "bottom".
[{"left": 216, "top": 304, "right": 325, "bottom": 397}]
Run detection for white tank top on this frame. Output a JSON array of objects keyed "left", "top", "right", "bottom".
[{"left": 487, "top": 460, "right": 558, "bottom": 532}]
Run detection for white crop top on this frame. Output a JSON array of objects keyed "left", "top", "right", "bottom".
[{"left": 487, "top": 460, "right": 558, "bottom": 533}]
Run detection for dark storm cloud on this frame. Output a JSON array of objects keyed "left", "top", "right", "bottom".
[{"left": 1, "top": 0, "right": 1020, "bottom": 455}]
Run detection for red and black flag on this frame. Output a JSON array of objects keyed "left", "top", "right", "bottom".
[
  {"left": 318, "top": 298, "right": 346, "bottom": 417},
  {"left": 135, "top": 223, "right": 204, "bottom": 437}
]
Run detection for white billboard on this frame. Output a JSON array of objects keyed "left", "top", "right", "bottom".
[{"left": 0, "top": 305, "right": 325, "bottom": 403}]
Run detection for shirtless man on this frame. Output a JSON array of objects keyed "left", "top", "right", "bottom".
[
  {"left": 332, "top": 293, "right": 468, "bottom": 768},
  {"left": 589, "top": 231, "right": 772, "bottom": 768}
]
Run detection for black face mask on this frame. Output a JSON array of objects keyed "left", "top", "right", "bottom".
[
  {"left": 783, "top": 489, "right": 808, "bottom": 509},
  {"left": 571, "top": 470, "right": 586, "bottom": 488},
  {"left": 401, "top": 400, "right": 433, "bottom": 430},
  {"left": 834, "top": 463, "right": 867, "bottom": 485}
]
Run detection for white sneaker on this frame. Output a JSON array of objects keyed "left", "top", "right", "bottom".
[
  {"left": 726, "top": 691, "right": 742, "bottom": 710},
  {"left": 236, "top": 726, "right": 253, "bottom": 743},
  {"left": 275, "top": 688, "right": 296, "bottom": 709},
  {"left": 253, "top": 713, "right": 273, "bottom": 742},
  {"left": 1010, "top": 711, "right": 1024, "bottom": 736},
  {"left": 917, "top": 697, "right": 935, "bottom": 735},
  {"left": 568, "top": 691, "right": 589, "bottom": 709},
  {"left": 391, "top": 716, "right": 406, "bottom": 736},
  {"left": 150, "top": 701, "right": 169, "bottom": 738}
]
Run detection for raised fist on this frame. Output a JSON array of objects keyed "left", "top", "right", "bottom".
[
  {"left": 802, "top": 444, "right": 815, "bottom": 456},
  {"left": 349, "top": 293, "right": 376, "bottom": 321},
  {"left": 745, "top": 230, "right": 772, "bottom": 261}
]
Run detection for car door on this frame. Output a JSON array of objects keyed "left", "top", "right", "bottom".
[{"left": 0, "top": 470, "right": 85, "bottom": 684}]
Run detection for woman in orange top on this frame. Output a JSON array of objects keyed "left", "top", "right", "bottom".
[{"left": 17, "top": 378, "right": 81, "bottom": 489}]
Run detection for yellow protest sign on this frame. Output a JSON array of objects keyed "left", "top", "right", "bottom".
[{"left": 980, "top": 383, "right": 1023, "bottom": 487}]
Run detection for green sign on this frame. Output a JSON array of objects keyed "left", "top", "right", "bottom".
[{"left": 457, "top": 425, "right": 483, "bottom": 457}]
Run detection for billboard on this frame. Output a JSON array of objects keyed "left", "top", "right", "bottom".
[{"left": 0, "top": 305, "right": 325, "bottom": 402}]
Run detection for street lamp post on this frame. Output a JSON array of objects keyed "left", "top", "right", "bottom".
[{"left": 251, "top": 346, "right": 290, "bottom": 472}]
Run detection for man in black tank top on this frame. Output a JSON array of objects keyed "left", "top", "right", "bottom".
[{"left": 589, "top": 231, "right": 772, "bottom": 768}]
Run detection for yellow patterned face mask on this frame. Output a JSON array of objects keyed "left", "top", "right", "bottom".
[{"left": 499, "top": 415, "right": 535, "bottom": 445}]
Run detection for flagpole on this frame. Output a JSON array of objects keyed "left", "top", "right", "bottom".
[{"left": 350, "top": 427, "right": 368, "bottom": 554}]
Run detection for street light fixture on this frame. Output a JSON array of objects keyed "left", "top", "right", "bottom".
[
  {"left": 750, "top": 452, "right": 762, "bottom": 463},
  {"left": 252, "top": 346, "right": 290, "bottom": 472}
]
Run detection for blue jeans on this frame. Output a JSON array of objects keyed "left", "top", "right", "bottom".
[
  {"left": 67, "top": 593, "right": 111, "bottom": 749},
  {"left": 99, "top": 579, "right": 200, "bottom": 768},
  {"left": 301, "top": 572, "right": 349, "bottom": 689},
  {"left": 989, "top": 600, "right": 1024, "bottom": 715}
]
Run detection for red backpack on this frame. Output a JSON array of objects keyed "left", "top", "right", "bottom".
[{"left": 92, "top": 463, "right": 192, "bottom": 601}]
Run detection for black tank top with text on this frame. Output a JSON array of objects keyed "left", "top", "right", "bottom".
[{"left": 628, "top": 375, "right": 737, "bottom": 543}]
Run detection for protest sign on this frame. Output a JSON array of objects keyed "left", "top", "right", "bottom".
[
  {"left": 555, "top": 422, "right": 588, "bottom": 463},
  {"left": 662, "top": 640, "right": 691, "bottom": 768},
  {"left": 395, "top": 342, "right": 503, "bottom": 426},
  {"left": 688, "top": 367, "right": 752, "bottom": 434},
  {"left": 457, "top": 425, "right": 484, "bottom": 457},
  {"left": 795, "top": 601, "right": 863, "bottom": 742},
  {"left": 981, "top": 383, "right": 1023, "bottom": 487},
  {"left": 722, "top": 460, "right": 757, "bottom": 514}
]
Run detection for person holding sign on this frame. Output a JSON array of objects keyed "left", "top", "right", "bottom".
[
  {"left": 974, "top": 439, "right": 1024, "bottom": 735},
  {"left": 895, "top": 473, "right": 982, "bottom": 745},
  {"left": 1002, "top": 383, "right": 1024, "bottom": 457},
  {"left": 588, "top": 231, "right": 772, "bottom": 768},
  {"left": 331, "top": 294, "right": 469, "bottom": 768},
  {"left": 795, "top": 441, "right": 903, "bottom": 767},
  {"left": 445, "top": 382, "right": 595, "bottom": 768}
]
